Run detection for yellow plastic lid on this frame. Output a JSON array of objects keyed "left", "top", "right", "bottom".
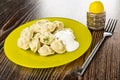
[{"left": 89, "top": 1, "right": 104, "bottom": 13}]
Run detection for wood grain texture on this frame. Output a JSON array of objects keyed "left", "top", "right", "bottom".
[{"left": 0, "top": 0, "right": 120, "bottom": 80}]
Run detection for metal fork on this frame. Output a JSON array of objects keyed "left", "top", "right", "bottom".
[
  {"left": 64, "top": 19, "right": 118, "bottom": 80},
  {"left": 78, "top": 19, "right": 118, "bottom": 76}
]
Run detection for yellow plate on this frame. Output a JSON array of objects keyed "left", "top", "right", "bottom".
[{"left": 4, "top": 17, "right": 92, "bottom": 68}]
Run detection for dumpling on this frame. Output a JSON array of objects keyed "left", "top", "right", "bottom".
[
  {"left": 53, "top": 21, "right": 64, "bottom": 31},
  {"left": 17, "top": 27, "right": 33, "bottom": 50},
  {"left": 30, "top": 20, "right": 57, "bottom": 33},
  {"left": 29, "top": 34, "right": 41, "bottom": 53},
  {"left": 20, "top": 27, "right": 33, "bottom": 40},
  {"left": 46, "top": 22, "right": 57, "bottom": 32},
  {"left": 51, "top": 39, "right": 66, "bottom": 54},
  {"left": 40, "top": 22, "right": 56, "bottom": 33},
  {"left": 40, "top": 22, "right": 52, "bottom": 33},
  {"left": 17, "top": 37, "right": 30, "bottom": 50},
  {"left": 30, "top": 19, "right": 50, "bottom": 33},
  {"left": 38, "top": 45, "right": 55, "bottom": 56},
  {"left": 40, "top": 32, "right": 55, "bottom": 45},
  {"left": 30, "top": 23, "right": 41, "bottom": 33}
]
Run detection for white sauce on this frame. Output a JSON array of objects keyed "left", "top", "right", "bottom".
[{"left": 55, "top": 29, "right": 79, "bottom": 52}]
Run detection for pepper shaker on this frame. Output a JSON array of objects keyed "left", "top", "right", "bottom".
[{"left": 87, "top": 1, "right": 106, "bottom": 30}]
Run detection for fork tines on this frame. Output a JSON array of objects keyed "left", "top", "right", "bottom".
[{"left": 104, "top": 19, "right": 118, "bottom": 33}]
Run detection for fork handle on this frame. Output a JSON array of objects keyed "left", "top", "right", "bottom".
[{"left": 78, "top": 37, "right": 106, "bottom": 76}]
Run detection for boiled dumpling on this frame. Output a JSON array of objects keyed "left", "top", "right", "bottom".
[
  {"left": 40, "top": 32, "right": 55, "bottom": 45},
  {"left": 40, "top": 22, "right": 52, "bottom": 33},
  {"left": 35, "top": 19, "right": 56, "bottom": 33},
  {"left": 30, "top": 19, "right": 50, "bottom": 33},
  {"left": 29, "top": 33, "right": 41, "bottom": 53},
  {"left": 51, "top": 39, "right": 66, "bottom": 54},
  {"left": 30, "top": 23, "right": 41, "bottom": 33},
  {"left": 17, "top": 27, "right": 33, "bottom": 50},
  {"left": 17, "top": 37, "right": 30, "bottom": 50},
  {"left": 38, "top": 45, "right": 55, "bottom": 56},
  {"left": 36, "top": 19, "right": 51, "bottom": 33},
  {"left": 40, "top": 22, "right": 56, "bottom": 33},
  {"left": 47, "top": 22, "right": 57, "bottom": 32},
  {"left": 20, "top": 27, "right": 33, "bottom": 40},
  {"left": 53, "top": 21, "right": 64, "bottom": 30}
]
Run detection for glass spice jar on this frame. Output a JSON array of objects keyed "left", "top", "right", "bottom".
[{"left": 87, "top": 12, "right": 106, "bottom": 30}]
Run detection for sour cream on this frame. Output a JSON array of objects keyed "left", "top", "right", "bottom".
[{"left": 55, "top": 29, "right": 79, "bottom": 52}]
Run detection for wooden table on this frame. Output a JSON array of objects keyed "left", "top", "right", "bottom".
[{"left": 0, "top": 0, "right": 120, "bottom": 80}]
